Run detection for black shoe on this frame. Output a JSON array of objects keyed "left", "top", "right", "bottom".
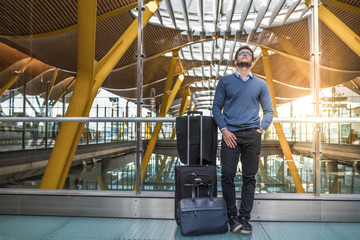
[
  {"left": 239, "top": 217, "right": 252, "bottom": 234},
  {"left": 229, "top": 215, "right": 242, "bottom": 232}
]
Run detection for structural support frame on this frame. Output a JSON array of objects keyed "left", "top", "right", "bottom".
[{"left": 261, "top": 47, "right": 305, "bottom": 193}]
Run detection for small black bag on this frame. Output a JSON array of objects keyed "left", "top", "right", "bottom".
[{"left": 178, "top": 181, "right": 228, "bottom": 236}]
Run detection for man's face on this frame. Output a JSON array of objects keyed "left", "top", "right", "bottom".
[{"left": 235, "top": 49, "right": 253, "bottom": 68}]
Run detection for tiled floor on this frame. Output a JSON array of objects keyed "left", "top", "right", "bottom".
[{"left": 0, "top": 215, "right": 359, "bottom": 240}]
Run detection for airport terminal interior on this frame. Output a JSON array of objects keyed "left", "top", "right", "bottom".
[{"left": 0, "top": 0, "right": 359, "bottom": 239}]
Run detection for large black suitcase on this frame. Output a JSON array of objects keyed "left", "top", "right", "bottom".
[
  {"left": 176, "top": 114, "right": 217, "bottom": 165},
  {"left": 174, "top": 111, "right": 217, "bottom": 224}
]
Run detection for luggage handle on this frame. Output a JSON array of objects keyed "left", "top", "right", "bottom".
[
  {"left": 191, "top": 181, "right": 214, "bottom": 201},
  {"left": 186, "top": 111, "right": 203, "bottom": 116},
  {"left": 184, "top": 183, "right": 212, "bottom": 187},
  {"left": 187, "top": 112, "right": 203, "bottom": 165},
  {"left": 185, "top": 183, "right": 212, "bottom": 197}
]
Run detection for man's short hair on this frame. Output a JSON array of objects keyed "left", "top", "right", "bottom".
[{"left": 235, "top": 45, "right": 254, "bottom": 61}]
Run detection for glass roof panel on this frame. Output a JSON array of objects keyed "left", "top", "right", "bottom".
[{"left": 133, "top": 0, "right": 308, "bottom": 35}]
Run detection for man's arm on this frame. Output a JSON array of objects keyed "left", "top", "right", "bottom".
[
  {"left": 259, "top": 85, "right": 274, "bottom": 131},
  {"left": 212, "top": 79, "right": 237, "bottom": 148},
  {"left": 212, "top": 79, "right": 227, "bottom": 130}
]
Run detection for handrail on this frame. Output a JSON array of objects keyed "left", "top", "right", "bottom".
[{"left": 1, "top": 117, "right": 360, "bottom": 123}]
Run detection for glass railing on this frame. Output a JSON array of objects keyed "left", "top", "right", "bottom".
[
  {"left": 0, "top": 119, "right": 176, "bottom": 151},
  {"left": 1, "top": 117, "right": 358, "bottom": 152},
  {"left": 0, "top": 117, "right": 359, "bottom": 195},
  {"left": 265, "top": 121, "right": 360, "bottom": 145}
]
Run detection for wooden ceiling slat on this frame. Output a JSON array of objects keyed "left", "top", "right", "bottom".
[{"left": 0, "top": 0, "right": 358, "bottom": 112}]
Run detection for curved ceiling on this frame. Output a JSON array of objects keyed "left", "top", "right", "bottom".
[{"left": 0, "top": 0, "right": 359, "bottom": 115}]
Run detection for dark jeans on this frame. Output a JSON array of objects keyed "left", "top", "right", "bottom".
[{"left": 221, "top": 128, "right": 261, "bottom": 220}]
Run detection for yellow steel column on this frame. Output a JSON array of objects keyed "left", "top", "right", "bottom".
[
  {"left": 321, "top": 0, "right": 360, "bottom": 14},
  {"left": 154, "top": 128, "right": 176, "bottom": 182},
  {"left": 133, "top": 73, "right": 184, "bottom": 190},
  {"left": 97, "top": 175, "right": 108, "bottom": 190},
  {"left": 165, "top": 74, "right": 185, "bottom": 113},
  {"left": 351, "top": 80, "right": 359, "bottom": 90},
  {"left": 43, "top": 68, "right": 58, "bottom": 106},
  {"left": 50, "top": 77, "right": 75, "bottom": 106},
  {"left": 179, "top": 86, "right": 192, "bottom": 116},
  {"left": 165, "top": 157, "right": 179, "bottom": 181},
  {"left": 305, "top": 0, "right": 360, "bottom": 56},
  {"left": 155, "top": 86, "right": 191, "bottom": 181},
  {"left": 94, "top": 1, "right": 164, "bottom": 87},
  {"left": 40, "top": 0, "right": 97, "bottom": 189},
  {"left": 163, "top": 156, "right": 176, "bottom": 181},
  {"left": 318, "top": 4, "right": 360, "bottom": 56},
  {"left": 0, "top": 58, "right": 33, "bottom": 96},
  {"left": 159, "top": 50, "right": 179, "bottom": 114},
  {"left": 131, "top": 50, "right": 179, "bottom": 190},
  {"left": 145, "top": 115, "right": 151, "bottom": 140},
  {"left": 56, "top": 0, "right": 162, "bottom": 189},
  {"left": 261, "top": 47, "right": 305, "bottom": 193}
]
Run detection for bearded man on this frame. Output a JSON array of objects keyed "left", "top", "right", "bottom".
[{"left": 212, "top": 45, "right": 274, "bottom": 234}]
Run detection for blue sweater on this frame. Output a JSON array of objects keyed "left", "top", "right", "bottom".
[{"left": 212, "top": 73, "right": 274, "bottom": 132}]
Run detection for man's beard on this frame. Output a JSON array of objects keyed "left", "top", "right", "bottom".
[{"left": 237, "top": 61, "right": 251, "bottom": 68}]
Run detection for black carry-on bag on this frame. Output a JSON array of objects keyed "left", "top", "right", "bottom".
[
  {"left": 178, "top": 181, "right": 228, "bottom": 236},
  {"left": 174, "top": 111, "right": 217, "bottom": 225}
]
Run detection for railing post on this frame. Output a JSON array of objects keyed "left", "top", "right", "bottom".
[
  {"left": 104, "top": 107, "right": 107, "bottom": 143},
  {"left": 310, "top": 0, "right": 321, "bottom": 197},
  {"left": 96, "top": 105, "right": 99, "bottom": 144},
  {"left": 45, "top": 84, "right": 48, "bottom": 148},
  {"left": 22, "top": 82, "right": 26, "bottom": 150},
  {"left": 135, "top": 0, "right": 144, "bottom": 194}
]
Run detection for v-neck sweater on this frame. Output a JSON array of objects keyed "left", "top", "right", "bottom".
[{"left": 212, "top": 73, "right": 274, "bottom": 132}]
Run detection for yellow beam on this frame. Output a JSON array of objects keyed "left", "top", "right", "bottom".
[
  {"left": 133, "top": 50, "right": 179, "bottom": 190},
  {"left": 55, "top": 0, "right": 104, "bottom": 189},
  {"left": 0, "top": 58, "right": 33, "bottom": 96},
  {"left": 154, "top": 127, "right": 177, "bottom": 181},
  {"left": 94, "top": 1, "right": 163, "bottom": 89},
  {"left": 321, "top": 0, "right": 360, "bottom": 15},
  {"left": 155, "top": 155, "right": 167, "bottom": 182},
  {"left": 40, "top": 0, "right": 97, "bottom": 189},
  {"left": 306, "top": 1, "right": 360, "bottom": 56},
  {"left": 351, "top": 80, "right": 359, "bottom": 89},
  {"left": 119, "top": 122, "right": 128, "bottom": 139},
  {"left": 319, "top": 4, "right": 360, "bottom": 56},
  {"left": 155, "top": 85, "right": 190, "bottom": 182},
  {"left": 159, "top": 50, "right": 179, "bottom": 114},
  {"left": 139, "top": 74, "right": 184, "bottom": 185},
  {"left": 42, "top": 68, "right": 58, "bottom": 106},
  {"left": 146, "top": 74, "right": 184, "bottom": 182},
  {"left": 261, "top": 47, "right": 305, "bottom": 193},
  {"left": 97, "top": 175, "right": 108, "bottom": 190},
  {"left": 55, "top": 0, "right": 162, "bottom": 189},
  {"left": 50, "top": 77, "right": 76, "bottom": 106},
  {"left": 165, "top": 74, "right": 185, "bottom": 113},
  {"left": 179, "top": 86, "right": 192, "bottom": 116},
  {"left": 160, "top": 127, "right": 166, "bottom": 138},
  {"left": 145, "top": 123, "right": 151, "bottom": 140},
  {"left": 164, "top": 157, "right": 177, "bottom": 182}
]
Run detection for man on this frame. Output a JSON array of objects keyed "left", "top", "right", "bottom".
[{"left": 212, "top": 45, "right": 273, "bottom": 234}]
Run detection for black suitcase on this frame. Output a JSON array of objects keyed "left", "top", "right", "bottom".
[
  {"left": 176, "top": 114, "right": 217, "bottom": 165},
  {"left": 174, "top": 111, "right": 217, "bottom": 224}
]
